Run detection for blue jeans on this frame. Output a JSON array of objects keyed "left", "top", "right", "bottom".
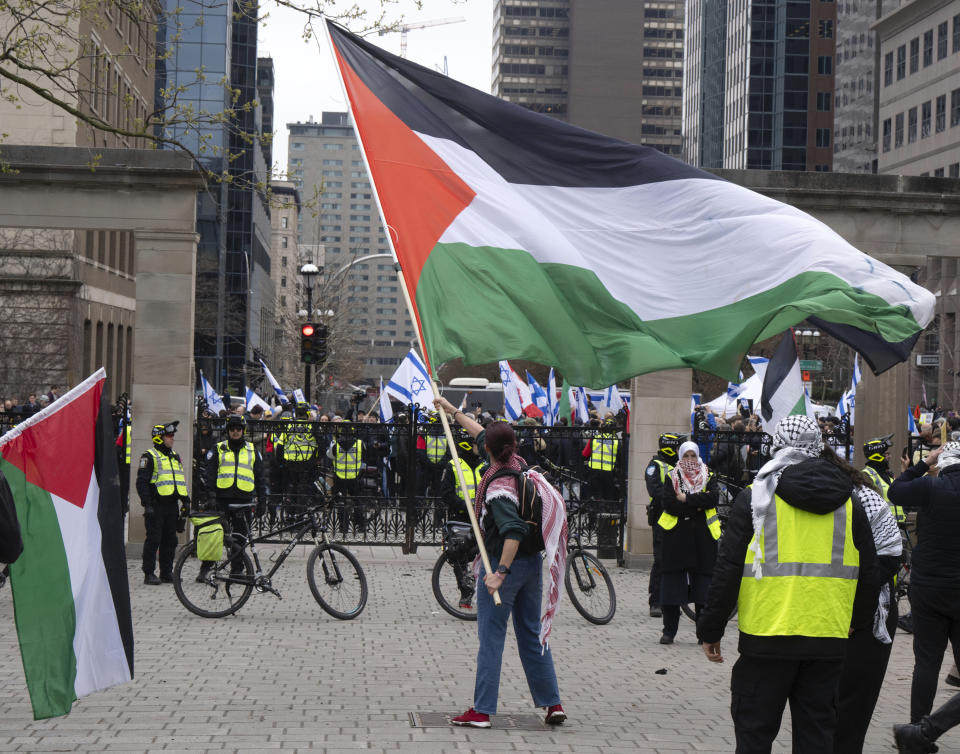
[{"left": 474, "top": 553, "right": 562, "bottom": 715}]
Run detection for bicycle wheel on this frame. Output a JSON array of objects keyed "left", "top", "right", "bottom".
[
  {"left": 307, "top": 543, "right": 368, "bottom": 619},
  {"left": 432, "top": 550, "right": 478, "bottom": 621},
  {"left": 564, "top": 550, "right": 616, "bottom": 625},
  {"left": 172, "top": 539, "right": 254, "bottom": 619}
]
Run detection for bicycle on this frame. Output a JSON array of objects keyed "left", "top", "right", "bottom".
[
  {"left": 172, "top": 501, "right": 368, "bottom": 620},
  {"left": 432, "top": 520, "right": 479, "bottom": 620}
]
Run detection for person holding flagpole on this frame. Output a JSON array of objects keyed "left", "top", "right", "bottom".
[{"left": 434, "top": 394, "right": 567, "bottom": 728}]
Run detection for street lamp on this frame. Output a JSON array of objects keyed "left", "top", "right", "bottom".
[{"left": 300, "top": 262, "right": 320, "bottom": 401}]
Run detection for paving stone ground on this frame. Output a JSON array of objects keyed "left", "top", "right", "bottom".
[{"left": 1, "top": 545, "right": 957, "bottom": 753}]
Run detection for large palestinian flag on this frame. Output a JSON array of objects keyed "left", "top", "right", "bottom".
[
  {"left": 327, "top": 22, "right": 935, "bottom": 386},
  {"left": 1, "top": 369, "right": 133, "bottom": 719}
]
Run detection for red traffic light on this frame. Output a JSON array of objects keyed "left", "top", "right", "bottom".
[{"left": 301, "top": 324, "right": 315, "bottom": 337}]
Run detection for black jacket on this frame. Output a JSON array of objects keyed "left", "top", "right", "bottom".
[
  {"left": 659, "top": 473, "right": 720, "bottom": 573},
  {"left": 0, "top": 469, "right": 23, "bottom": 564},
  {"left": 697, "top": 457, "right": 880, "bottom": 659},
  {"left": 889, "top": 460, "right": 960, "bottom": 587}
]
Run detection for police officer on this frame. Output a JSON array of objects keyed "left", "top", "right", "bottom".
[
  {"left": 584, "top": 418, "right": 620, "bottom": 502},
  {"left": 202, "top": 414, "right": 266, "bottom": 571},
  {"left": 862, "top": 433, "right": 906, "bottom": 523},
  {"left": 645, "top": 433, "right": 681, "bottom": 618},
  {"left": 273, "top": 402, "right": 320, "bottom": 512},
  {"left": 439, "top": 430, "right": 486, "bottom": 522},
  {"left": 137, "top": 421, "right": 189, "bottom": 585},
  {"left": 421, "top": 414, "right": 448, "bottom": 496},
  {"left": 697, "top": 415, "right": 880, "bottom": 753},
  {"left": 327, "top": 422, "right": 366, "bottom": 535}
]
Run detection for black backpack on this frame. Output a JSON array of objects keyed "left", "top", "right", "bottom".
[{"left": 483, "top": 466, "right": 546, "bottom": 555}]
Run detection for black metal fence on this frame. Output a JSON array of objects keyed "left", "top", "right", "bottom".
[{"left": 191, "top": 409, "right": 629, "bottom": 562}]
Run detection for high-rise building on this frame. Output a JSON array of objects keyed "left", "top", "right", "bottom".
[
  {"left": 683, "top": 0, "right": 837, "bottom": 171},
  {"left": 832, "top": 0, "right": 882, "bottom": 172},
  {"left": 492, "top": 0, "right": 684, "bottom": 153},
  {"left": 288, "top": 112, "right": 415, "bottom": 384},
  {"left": 156, "top": 0, "right": 274, "bottom": 393},
  {"left": 875, "top": 0, "right": 960, "bottom": 176},
  {"left": 267, "top": 180, "right": 301, "bottom": 389}
]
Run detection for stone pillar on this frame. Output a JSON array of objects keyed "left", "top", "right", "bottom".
[
  {"left": 855, "top": 361, "right": 909, "bottom": 470},
  {"left": 624, "top": 369, "right": 692, "bottom": 567},
  {"left": 128, "top": 230, "right": 198, "bottom": 548}
]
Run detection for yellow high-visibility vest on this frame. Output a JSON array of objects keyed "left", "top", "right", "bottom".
[
  {"left": 281, "top": 425, "right": 317, "bottom": 462},
  {"left": 425, "top": 435, "right": 446, "bottom": 464},
  {"left": 216, "top": 442, "right": 256, "bottom": 492},
  {"left": 147, "top": 448, "right": 188, "bottom": 497},
  {"left": 448, "top": 457, "right": 483, "bottom": 502},
  {"left": 656, "top": 471, "right": 721, "bottom": 540},
  {"left": 739, "top": 494, "right": 860, "bottom": 638},
  {"left": 587, "top": 437, "right": 619, "bottom": 471},
  {"left": 648, "top": 459, "right": 673, "bottom": 503},
  {"left": 862, "top": 466, "right": 905, "bottom": 523},
  {"left": 124, "top": 425, "right": 131, "bottom": 465},
  {"left": 334, "top": 439, "right": 363, "bottom": 480}
]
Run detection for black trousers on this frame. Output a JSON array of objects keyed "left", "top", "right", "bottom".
[
  {"left": 731, "top": 654, "right": 843, "bottom": 754},
  {"left": 586, "top": 469, "right": 616, "bottom": 501},
  {"left": 142, "top": 502, "right": 179, "bottom": 577},
  {"left": 924, "top": 689, "right": 960, "bottom": 740},
  {"left": 910, "top": 583, "right": 960, "bottom": 722},
  {"left": 833, "top": 592, "right": 898, "bottom": 753},
  {"left": 649, "top": 526, "right": 663, "bottom": 607}
]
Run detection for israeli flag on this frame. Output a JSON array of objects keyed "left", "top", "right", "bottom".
[
  {"left": 499, "top": 360, "right": 524, "bottom": 420},
  {"left": 379, "top": 376, "right": 393, "bottom": 423},
  {"left": 245, "top": 385, "right": 270, "bottom": 413},
  {"left": 259, "top": 359, "right": 290, "bottom": 404},
  {"left": 603, "top": 384, "right": 625, "bottom": 415},
  {"left": 526, "top": 371, "right": 551, "bottom": 419},
  {"left": 573, "top": 386, "right": 590, "bottom": 423},
  {"left": 546, "top": 368, "right": 558, "bottom": 427},
  {"left": 726, "top": 370, "right": 745, "bottom": 399},
  {"left": 199, "top": 370, "right": 226, "bottom": 414},
  {"left": 386, "top": 349, "right": 433, "bottom": 407}
]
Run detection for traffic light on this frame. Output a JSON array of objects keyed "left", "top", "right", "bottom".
[
  {"left": 299, "top": 323, "right": 328, "bottom": 365},
  {"left": 300, "top": 323, "right": 317, "bottom": 364}
]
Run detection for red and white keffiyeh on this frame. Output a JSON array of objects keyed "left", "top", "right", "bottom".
[
  {"left": 670, "top": 440, "right": 708, "bottom": 494},
  {"left": 474, "top": 452, "right": 568, "bottom": 649}
]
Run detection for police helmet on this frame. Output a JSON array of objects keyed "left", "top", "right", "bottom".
[
  {"left": 151, "top": 420, "right": 179, "bottom": 445},
  {"left": 455, "top": 430, "right": 474, "bottom": 453},
  {"left": 225, "top": 414, "right": 246, "bottom": 431},
  {"left": 294, "top": 401, "right": 310, "bottom": 418},
  {"left": 658, "top": 432, "right": 682, "bottom": 458},
  {"left": 863, "top": 433, "right": 893, "bottom": 463}
]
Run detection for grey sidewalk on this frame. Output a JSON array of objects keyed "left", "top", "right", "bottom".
[{"left": 0, "top": 546, "right": 957, "bottom": 753}]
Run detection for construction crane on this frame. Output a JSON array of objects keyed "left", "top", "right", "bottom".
[{"left": 379, "top": 16, "right": 466, "bottom": 59}]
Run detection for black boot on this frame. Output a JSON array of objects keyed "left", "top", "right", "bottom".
[
  {"left": 144, "top": 573, "right": 161, "bottom": 585},
  {"left": 893, "top": 723, "right": 937, "bottom": 754}
]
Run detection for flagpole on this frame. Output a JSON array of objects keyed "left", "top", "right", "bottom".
[{"left": 325, "top": 21, "right": 500, "bottom": 604}]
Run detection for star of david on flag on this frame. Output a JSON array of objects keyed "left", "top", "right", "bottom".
[{"left": 385, "top": 350, "right": 433, "bottom": 408}]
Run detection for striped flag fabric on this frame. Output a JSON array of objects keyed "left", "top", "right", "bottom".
[
  {"left": 259, "top": 359, "right": 290, "bottom": 405},
  {"left": 378, "top": 377, "right": 393, "bottom": 423},
  {"left": 199, "top": 370, "right": 225, "bottom": 414},
  {"left": 572, "top": 387, "right": 590, "bottom": 424},
  {"left": 546, "top": 368, "right": 558, "bottom": 427},
  {"left": 760, "top": 332, "right": 811, "bottom": 433},
  {"left": 1, "top": 369, "right": 133, "bottom": 719},
  {"left": 526, "top": 371, "right": 551, "bottom": 419},
  {"left": 327, "top": 21, "right": 935, "bottom": 386},
  {"left": 385, "top": 349, "right": 433, "bottom": 407},
  {"left": 498, "top": 360, "right": 524, "bottom": 420},
  {"left": 245, "top": 385, "right": 270, "bottom": 413}
]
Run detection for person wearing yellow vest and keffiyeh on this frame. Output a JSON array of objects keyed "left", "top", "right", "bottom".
[
  {"left": 657, "top": 440, "right": 720, "bottom": 645},
  {"left": 697, "top": 415, "right": 880, "bottom": 754},
  {"left": 137, "top": 420, "right": 190, "bottom": 585}
]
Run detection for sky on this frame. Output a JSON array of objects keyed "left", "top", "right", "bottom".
[{"left": 258, "top": 0, "right": 493, "bottom": 178}]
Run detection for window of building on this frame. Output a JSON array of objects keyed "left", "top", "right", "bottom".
[
  {"left": 924, "top": 29, "right": 934, "bottom": 66},
  {"left": 281, "top": 236, "right": 288, "bottom": 248},
  {"left": 291, "top": 142, "right": 304, "bottom": 150},
  {"left": 883, "top": 52, "right": 893, "bottom": 85},
  {"left": 281, "top": 256, "right": 287, "bottom": 268},
  {"left": 939, "top": 21, "right": 949, "bottom": 59},
  {"left": 820, "top": 55, "right": 834, "bottom": 75},
  {"left": 882, "top": 118, "right": 892, "bottom": 152},
  {"left": 815, "top": 128, "right": 831, "bottom": 147},
  {"left": 950, "top": 163, "right": 960, "bottom": 178},
  {"left": 897, "top": 44, "right": 906, "bottom": 79},
  {"left": 818, "top": 19, "right": 834, "bottom": 38},
  {"left": 954, "top": 14, "right": 960, "bottom": 53},
  {"left": 281, "top": 216, "right": 288, "bottom": 229},
  {"left": 814, "top": 164, "right": 830, "bottom": 172},
  {"left": 908, "top": 107, "right": 918, "bottom": 142},
  {"left": 952, "top": 89, "right": 960, "bottom": 126},
  {"left": 935, "top": 167, "right": 945, "bottom": 177},
  {"left": 323, "top": 143, "right": 343, "bottom": 150},
  {"left": 937, "top": 95, "right": 946, "bottom": 132},
  {"left": 281, "top": 276, "right": 287, "bottom": 288},
  {"left": 817, "top": 91, "right": 832, "bottom": 111},
  {"left": 895, "top": 112, "right": 904, "bottom": 147},
  {"left": 280, "top": 295, "right": 286, "bottom": 307},
  {"left": 922, "top": 101, "right": 932, "bottom": 137},
  {"left": 910, "top": 37, "right": 920, "bottom": 73},
  {"left": 322, "top": 159, "right": 343, "bottom": 166}
]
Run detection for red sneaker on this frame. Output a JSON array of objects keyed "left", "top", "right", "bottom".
[
  {"left": 451, "top": 708, "right": 491, "bottom": 728},
  {"left": 545, "top": 704, "right": 566, "bottom": 725}
]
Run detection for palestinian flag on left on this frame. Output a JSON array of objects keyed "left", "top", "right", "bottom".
[{"left": 1, "top": 368, "right": 133, "bottom": 719}]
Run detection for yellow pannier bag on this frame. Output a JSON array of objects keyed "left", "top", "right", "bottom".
[{"left": 191, "top": 516, "right": 224, "bottom": 562}]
